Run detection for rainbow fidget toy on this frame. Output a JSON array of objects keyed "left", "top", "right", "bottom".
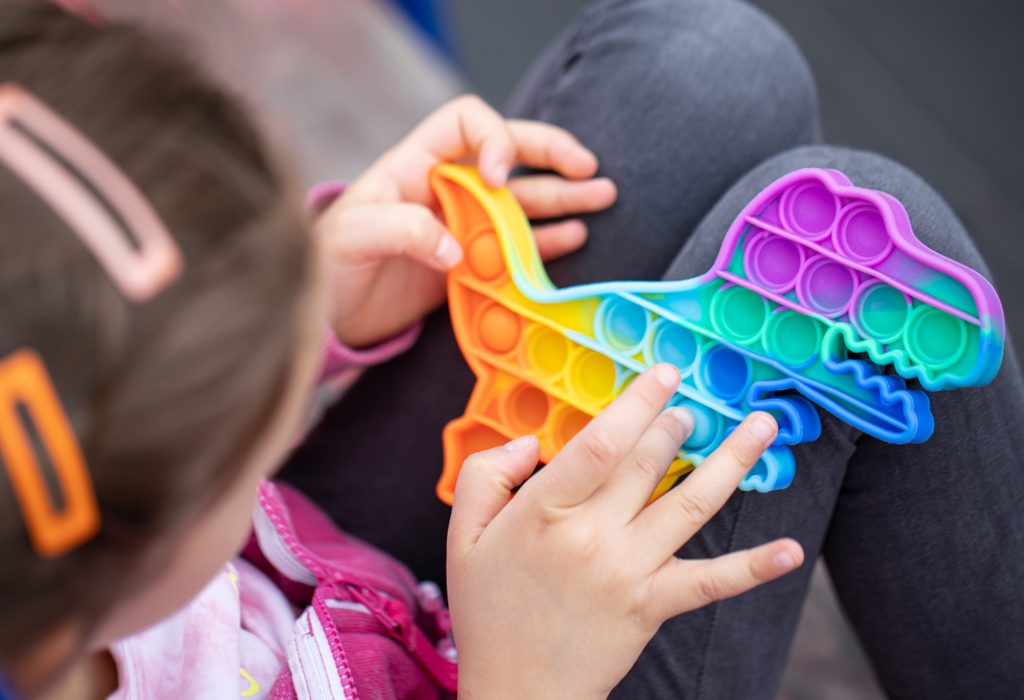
[{"left": 430, "top": 164, "right": 1005, "bottom": 504}]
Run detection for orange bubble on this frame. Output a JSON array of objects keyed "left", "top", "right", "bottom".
[
  {"left": 477, "top": 303, "right": 521, "bottom": 355},
  {"left": 554, "top": 405, "right": 592, "bottom": 448},
  {"left": 505, "top": 383, "right": 550, "bottom": 433},
  {"left": 466, "top": 231, "right": 505, "bottom": 281}
]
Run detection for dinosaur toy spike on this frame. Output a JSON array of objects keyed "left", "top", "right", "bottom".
[{"left": 430, "top": 164, "right": 1005, "bottom": 505}]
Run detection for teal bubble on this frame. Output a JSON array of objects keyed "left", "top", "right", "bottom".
[
  {"left": 855, "top": 283, "right": 909, "bottom": 342},
  {"left": 651, "top": 322, "right": 699, "bottom": 375},
  {"left": 598, "top": 297, "right": 649, "bottom": 352}
]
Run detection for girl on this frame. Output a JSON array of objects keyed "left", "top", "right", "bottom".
[{"left": 0, "top": 3, "right": 802, "bottom": 698}]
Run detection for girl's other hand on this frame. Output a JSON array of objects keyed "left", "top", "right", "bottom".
[
  {"left": 317, "top": 95, "right": 617, "bottom": 348},
  {"left": 447, "top": 366, "right": 804, "bottom": 700}
]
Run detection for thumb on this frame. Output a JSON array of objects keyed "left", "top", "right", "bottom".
[
  {"left": 323, "top": 201, "right": 463, "bottom": 271},
  {"left": 447, "top": 435, "right": 540, "bottom": 556}
]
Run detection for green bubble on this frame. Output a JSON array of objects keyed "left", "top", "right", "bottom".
[
  {"left": 767, "top": 310, "right": 823, "bottom": 367},
  {"left": 712, "top": 286, "right": 769, "bottom": 344},
  {"left": 856, "top": 284, "right": 908, "bottom": 342}
]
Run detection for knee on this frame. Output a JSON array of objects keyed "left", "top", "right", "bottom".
[{"left": 578, "top": 0, "right": 819, "bottom": 147}]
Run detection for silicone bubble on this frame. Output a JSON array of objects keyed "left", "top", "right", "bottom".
[
  {"left": 551, "top": 402, "right": 592, "bottom": 450},
  {"left": 699, "top": 344, "right": 752, "bottom": 404},
  {"left": 473, "top": 301, "right": 521, "bottom": 355},
  {"left": 797, "top": 256, "right": 858, "bottom": 317},
  {"left": 432, "top": 165, "right": 1005, "bottom": 506},
  {"left": 596, "top": 296, "right": 650, "bottom": 354},
  {"left": 745, "top": 233, "right": 804, "bottom": 293},
  {"left": 502, "top": 381, "right": 550, "bottom": 434},
  {"left": 905, "top": 306, "right": 969, "bottom": 371},
  {"left": 835, "top": 204, "right": 893, "bottom": 264},
  {"left": 568, "top": 348, "right": 618, "bottom": 407},
  {"left": 676, "top": 399, "right": 723, "bottom": 452},
  {"left": 852, "top": 282, "right": 910, "bottom": 343},
  {"left": 646, "top": 321, "right": 700, "bottom": 377},
  {"left": 766, "top": 309, "right": 823, "bottom": 368},
  {"left": 465, "top": 230, "right": 506, "bottom": 282},
  {"left": 781, "top": 182, "right": 840, "bottom": 240},
  {"left": 523, "top": 323, "right": 570, "bottom": 379},
  {"left": 711, "top": 284, "right": 770, "bottom": 344}
]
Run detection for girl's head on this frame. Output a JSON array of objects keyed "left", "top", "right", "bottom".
[{"left": 0, "top": 1, "right": 322, "bottom": 686}]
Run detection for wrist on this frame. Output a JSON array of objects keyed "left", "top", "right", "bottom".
[{"left": 456, "top": 670, "right": 607, "bottom": 700}]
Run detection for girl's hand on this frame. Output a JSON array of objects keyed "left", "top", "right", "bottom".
[
  {"left": 316, "top": 95, "right": 617, "bottom": 348},
  {"left": 447, "top": 365, "right": 804, "bottom": 700}
]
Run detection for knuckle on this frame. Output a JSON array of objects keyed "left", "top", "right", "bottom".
[
  {"left": 725, "top": 435, "right": 762, "bottom": 468},
  {"left": 460, "top": 450, "right": 491, "bottom": 474},
  {"left": 549, "top": 518, "right": 599, "bottom": 559},
  {"left": 747, "top": 554, "right": 766, "bottom": 583},
  {"left": 534, "top": 502, "right": 573, "bottom": 529},
  {"left": 598, "top": 561, "right": 631, "bottom": 596},
  {"left": 630, "top": 452, "right": 665, "bottom": 481},
  {"left": 697, "top": 572, "right": 725, "bottom": 604},
  {"left": 580, "top": 427, "right": 621, "bottom": 466},
  {"left": 632, "top": 582, "right": 660, "bottom": 627},
  {"left": 655, "top": 417, "right": 686, "bottom": 446},
  {"left": 674, "top": 489, "right": 715, "bottom": 526},
  {"left": 407, "top": 211, "right": 437, "bottom": 251},
  {"left": 633, "top": 384, "right": 665, "bottom": 414}
]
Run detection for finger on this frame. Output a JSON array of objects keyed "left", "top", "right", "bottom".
[
  {"left": 647, "top": 538, "right": 804, "bottom": 620},
  {"left": 508, "top": 175, "right": 617, "bottom": 219},
  {"left": 405, "top": 95, "right": 516, "bottom": 187},
  {"left": 533, "top": 220, "right": 588, "bottom": 262},
  {"left": 447, "top": 435, "right": 541, "bottom": 557},
  {"left": 324, "top": 202, "right": 462, "bottom": 271},
  {"left": 525, "top": 364, "right": 681, "bottom": 507},
  {"left": 635, "top": 412, "right": 778, "bottom": 560},
  {"left": 594, "top": 407, "right": 694, "bottom": 517},
  {"left": 507, "top": 120, "right": 600, "bottom": 179}
]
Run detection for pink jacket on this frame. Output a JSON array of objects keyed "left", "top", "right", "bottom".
[
  {"left": 109, "top": 480, "right": 457, "bottom": 699},
  {"left": 107, "top": 184, "right": 456, "bottom": 698}
]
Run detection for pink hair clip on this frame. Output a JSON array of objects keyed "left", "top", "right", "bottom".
[
  {"left": 0, "top": 83, "right": 182, "bottom": 302},
  {"left": 53, "top": 0, "right": 107, "bottom": 25}
]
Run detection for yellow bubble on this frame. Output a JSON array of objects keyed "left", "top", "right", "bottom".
[
  {"left": 570, "top": 350, "right": 617, "bottom": 405},
  {"left": 524, "top": 325, "right": 570, "bottom": 378}
]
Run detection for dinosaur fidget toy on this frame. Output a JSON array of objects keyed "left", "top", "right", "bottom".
[{"left": 430, "top": 164, "right": 1005, "bottom": 504}]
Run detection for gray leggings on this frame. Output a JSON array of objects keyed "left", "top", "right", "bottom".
[{"left": 282, "top": 1, "right": 1024, "bottom": 697}]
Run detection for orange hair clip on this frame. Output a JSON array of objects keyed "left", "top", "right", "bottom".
[
  {"left": 0, "top": 84, "right": 182, "bottom": 555},
  {"left": 0, "top": 350, "right": 99, "bottom": 558}
]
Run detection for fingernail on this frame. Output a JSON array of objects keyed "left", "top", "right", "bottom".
[
  {"left": 489, "top": 162, "right": 509, "bottom": 186},
  {"left": 653, "top": 364, "right": 680, "bottom": 389},
  {"left": 747, "top": 414, "right": 777, "bottom": 445},
  {"left": 433, "top": 234, "right": 463, "bottom": 268},
  {"left": 667, "top": 407, "right": 694, "bottom": 435},
  {"left": 774, "top": 550, "right": 798, "bottom": 572},
  {"left": 504, "top": 435, "right": 538, "bottom": 452}
]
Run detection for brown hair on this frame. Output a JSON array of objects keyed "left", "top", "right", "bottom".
[{"left": 0, "top": 2, "right": 314, "bottom": 661}]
